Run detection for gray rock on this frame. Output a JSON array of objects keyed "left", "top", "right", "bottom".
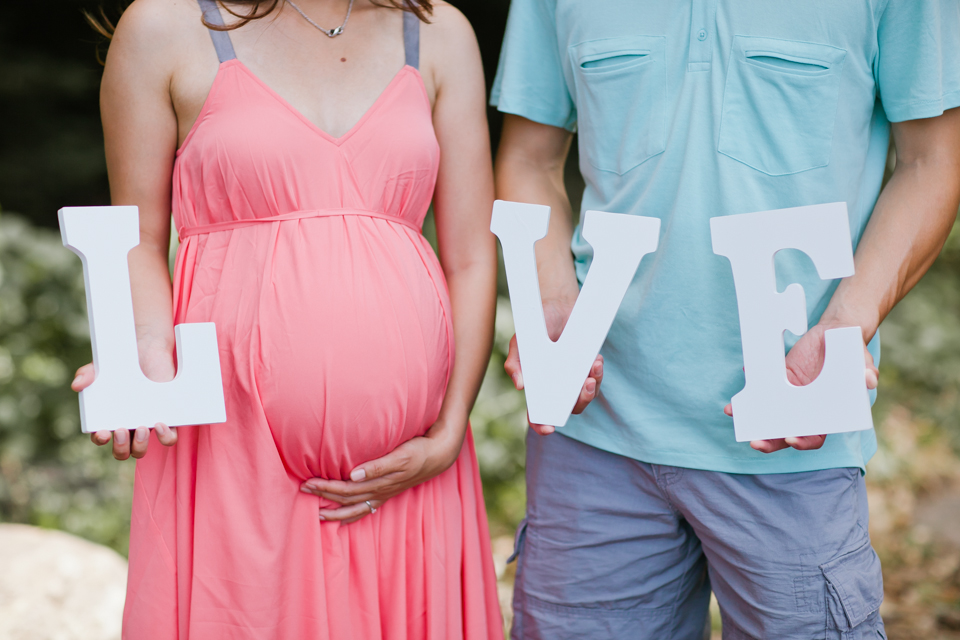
[{"left": 0, "top": 524, "right": 126, "bottom": 640}]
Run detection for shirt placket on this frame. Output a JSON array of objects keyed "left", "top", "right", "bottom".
[{"left": 687, "top": 0, "right": 718, "bottom": 72}]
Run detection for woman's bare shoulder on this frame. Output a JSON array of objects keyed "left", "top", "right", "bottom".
[
  {"left": 420, "top": 2, "right": 483, "bottom": 88},
  {"left": 421, "top": 2, "right": 477, "bottom": 47},
  {"left": 107, "top": 0, "right": 208, "bottom": 70}
]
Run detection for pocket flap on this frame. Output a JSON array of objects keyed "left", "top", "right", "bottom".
[
  {"left": 820, "top": 540, "right": 883, "bottom": 629},
  {"left": 571, "top": 35, "right": 663, "bottom": 71},
  {"left": 734, "top": 36, "right": 846, "bottom": 70},
  {"left": 507, "top": 518, "right": 528, "bottom": 564}
]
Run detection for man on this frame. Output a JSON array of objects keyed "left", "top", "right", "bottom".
[{"left": 492, "top": 1, "right": 960, "bottom": 638}]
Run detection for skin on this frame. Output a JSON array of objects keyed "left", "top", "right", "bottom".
[
  {"left": 72, "top": 0, "right": 496, "bottom": 524},
  {"left": 497, "top": 107, "right": 960, "bottom": 448}
]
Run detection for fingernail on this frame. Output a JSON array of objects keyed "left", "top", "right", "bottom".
[
  {"left": 72, "top": 375, "right": 82, "bottom": 387},
  {"left": 114, "top": 429, "right": 127, "bottom": 445},
  {"left": 516, "top": 372, "right": 524, "bottom": 389},
  {"left": 586, "top": 379, "right": 596, "bottom": 394},
  {"left": 135, "top": 428, "right": 148, "bottom": 443},
  {"left": 350, "top": 469, "right": 366, "bottom": 482},
  {"left": 300, "top": 485, "right": 311, "bottom": 493},
  {"left": 318, "top": 514, "right": 326, "bottom": 521}
]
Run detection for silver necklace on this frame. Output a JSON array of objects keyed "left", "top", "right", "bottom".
[{"left": 286, "top": 0, "right": 355, "bottom": 38}]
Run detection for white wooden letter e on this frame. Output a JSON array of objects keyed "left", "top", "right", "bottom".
[
  {"left": 710, "top": 202, "right": 873, "bottom": 443},
  {"left": 59, "top": 206, "right": 227, "bottom": 434},
  {"left": 491, "top": 200, "right": 660, "bottom": 427}
]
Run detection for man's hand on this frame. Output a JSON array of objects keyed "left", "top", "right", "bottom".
[
  {"left": 503, "top": 298, "right": 604, "bottom": 435},
  {"left": 723, "top": 322, "right": 879, "bottom": 453}
]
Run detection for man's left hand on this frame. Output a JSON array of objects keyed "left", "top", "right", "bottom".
[{"left": 723, "top": 322, "right": 879, "bottom": 454}]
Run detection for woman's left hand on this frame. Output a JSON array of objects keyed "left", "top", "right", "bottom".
[{"left": 300, "top": 427, "right": 464, "bottom": 524}]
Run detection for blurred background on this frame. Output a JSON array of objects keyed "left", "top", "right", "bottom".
[{"left": 1, "top": 2, "right": 959, "bottom": 638}]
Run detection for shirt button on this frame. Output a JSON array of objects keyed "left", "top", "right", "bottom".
[{"left": 697, "top": 29, "right": 707, "bottom": 41}]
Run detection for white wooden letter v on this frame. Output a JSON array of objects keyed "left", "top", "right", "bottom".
[
  {"left": 491, "top": 200, "right": 660, "bottom": 427},
  {"left": 59, "top": 206, "right": 227, "bottom": 433}
]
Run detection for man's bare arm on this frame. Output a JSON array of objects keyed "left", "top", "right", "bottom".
[
  {"left": 751, "top": 107, "right": 960, "bottom": 454},
  {"left": 823, "top": 107, "right": 960, "bottom": 338}
]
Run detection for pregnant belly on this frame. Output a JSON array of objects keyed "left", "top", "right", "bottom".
[{"left": 253, "top": 221, "right": 452, "bottom": 481}]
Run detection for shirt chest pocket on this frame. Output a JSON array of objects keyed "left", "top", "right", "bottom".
[
  {"left": 718, "top": 36, "right": 847, "bottom": 176},
  {"left": 569, "top": 36, "right": 667, "bottom": 175}
]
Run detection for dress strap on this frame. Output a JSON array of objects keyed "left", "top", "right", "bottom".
[
  {"left": 403, "top": 6, "right": 420, "bottom": 69},
  {"left": 197, "top": 0, "right": 237, "bottom": 63}
]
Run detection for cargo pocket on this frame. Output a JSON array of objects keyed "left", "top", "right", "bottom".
[
  {"left": 718, "top": 36, "right": 846, "bottom": 176},
  {"left": 821, "top": 539, "right": 884, "bottom": 632},
  {"left": 568, "top": 36, "right": 666, "bottom": 175}
]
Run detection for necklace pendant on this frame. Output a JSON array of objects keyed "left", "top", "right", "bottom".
[{"left": 326, "top": 25, "right": 344, "bottom": 37}]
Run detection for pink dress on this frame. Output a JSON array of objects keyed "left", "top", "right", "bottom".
[{"left": 122, "top": 6, "right": 503, "bottom": 639}]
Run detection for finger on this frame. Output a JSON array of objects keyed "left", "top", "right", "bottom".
[
  {"left": 530, "top": 422, "right": 555, "bottom": 436},
  {"left": 302, "top": 472, "right": 405, "bottom": 499},
  {"left": 862, "top": 346, "right": 879, "bottom": 390},
  {"left": 784, "top": 435, "right": 827, "bottom": 450},
  {"left": 571, "top": 377, "right": 597, "bottom": 414},
  {"left": 750, "top": 438, "right": 790, "bottom": 454},
  {"left": 154, "top": 423, "right": 178, "bottom": 447},
  {"left": 319, "top": 500, "right": 381, "bottom": 522},
  {"left": 301, "top": 479, "right": 370, "bottom": 502},
  {"left": 723, "top": 403, "right": 733, "bottom": 417},
  {"left": 112, "top": 429, "right": 132, "bottom": 461},
  {"left": 591, "top": 355, "right": 604, "bottom": 388},
  {"left": 71, "top": 363, "right": 95, "bottom": 392},
  {"left": 91, "top": 430, "right": 112, "bottom": 446},
  {"left": 130, "top": 427, "right": 150, "bottom": 459},
  {"left": 349, "top": 449, "right": 409, "bottom": 483},
  {"left": 316, "top": 490, "right": 378, "bottom": 506},
  {"left": 504, "top": 334, "right": 523, "bottom": 390}
]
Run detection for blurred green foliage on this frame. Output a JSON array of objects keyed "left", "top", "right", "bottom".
[
  {"left": 0, "top": 213, "right": 134, "bottom": 554},
  {"left": 874, "top": 221, "right": 960, "bottom": 444}
]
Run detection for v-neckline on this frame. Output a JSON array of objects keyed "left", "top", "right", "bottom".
[{"left": 234, "top": 60, "right": 414, "bottom": 146}]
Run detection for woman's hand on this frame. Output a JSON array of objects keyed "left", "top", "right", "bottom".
[
  {"left": 299, "top": 422, "right": 465, "bottom": 524},
  {"left": 71, "top": 338, "right": 179, "bottom": 460}
]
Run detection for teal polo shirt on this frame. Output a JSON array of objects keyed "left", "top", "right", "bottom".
[{"left": 491, "top": 0, "right": 960, "bottom": 474}]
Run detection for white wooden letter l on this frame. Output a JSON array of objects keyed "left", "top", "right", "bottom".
[{"left": 59, "top": 206, "right": 227, "bottom": 433}]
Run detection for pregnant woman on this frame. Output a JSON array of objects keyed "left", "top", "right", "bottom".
[{"left": 71, "top": 0, "right": 501, "bottom": 637}]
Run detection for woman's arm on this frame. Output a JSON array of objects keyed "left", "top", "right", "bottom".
[
  {"left": 301, "top": 4, "right": 496, "bottom": 522},
  {"left": 71, "top": 0, "right": 186, "bottom": 457}
]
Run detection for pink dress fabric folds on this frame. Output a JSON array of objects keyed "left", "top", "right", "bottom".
[{"left": 122, "top": 60, "right": 503, "bottom": 639}]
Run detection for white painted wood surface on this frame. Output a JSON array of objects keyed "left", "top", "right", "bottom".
[
  {"left": 491, "top": 200, "right": 659, "bottom": 427},
  {"left": 711, "top": 202, "right": 873, "bottom": 442},
  {"left": 59, "top": 206, "right": 226, "bottom": 433}
]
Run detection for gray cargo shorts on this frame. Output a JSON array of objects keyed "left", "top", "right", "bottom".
[{"left": 510, "top": 430, "right": 885, "bottom": 640}]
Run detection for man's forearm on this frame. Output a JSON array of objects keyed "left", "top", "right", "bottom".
[
  {"left": 495, "top": 116, "right": 580, "bottom": 304},
  {"left": 822, "top": 110, "right": 960, "bottom": 340}
]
